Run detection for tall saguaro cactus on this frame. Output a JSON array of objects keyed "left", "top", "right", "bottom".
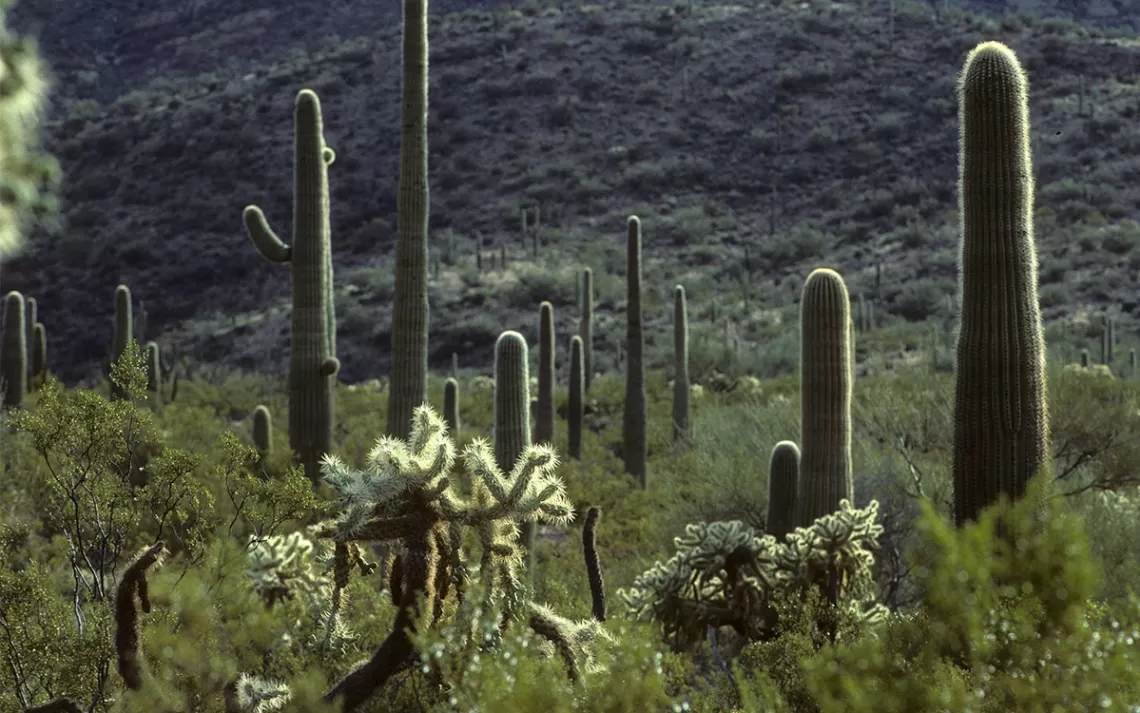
[
  {"left": 30, "top": 321, "right": 45, "bottom": 388},
  {"left": 242, "top": 89, "right": 340, "bottom": 483},
  {"left": 568, "top": 334, "right": 584, "bottom": 460},
  {"left": 580, "top": 267, "right": 593, "bottom": 392},
  {"left": 110, "top": 284, "right": 133, "bottom": 400},
  {"left": 1, "top": 291, "right": 25, "bottom": 410},
  {"left": 798, "top": 268, "right": 854, "bottom": 528},
  {"left": 623, "top": 216, "right": 647, "bottom": 488},
  {"left": 672, "top": 284, "right": 690, "bottom": 444},
  {"left": 443, "top": 377, "right": 460, "bottom": 441},
  {"left": 23, "top": 295, "right": 34, "bottom": 380},
  {"left": 952, "top": 41, "right": 1050, "bottom": 527},
  {"left": 536, "top": 301, "right": 555, "bottom": 445},
  {"left": 144, "top": 341, "right": 162, "bottom": 403},
  {"left": 386, "top": 0, "right": 431, "bottom": 441},
  {"left": 494, "top": 331, "right": 535, "bottom": 571}
]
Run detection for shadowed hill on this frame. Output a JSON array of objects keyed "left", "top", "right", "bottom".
[{"left": 5, "top": 1, "right": 1139, "bottom": 385}]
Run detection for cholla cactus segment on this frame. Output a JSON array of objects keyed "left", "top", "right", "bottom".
[
  {"left": 231, "top": 672, "right": 292, "bottom": 713},
  {"left": 318, "top": 405, "right": 572, "bottom": 543},
  {"left": 528, "top": 602, "right": 616, "bottom": 680},
  {"left": 245, "top": 528, "right": 360, "bottom": 656},
  {"left": 246, "top": 531, "right": 328, "bottom": 607},
  {"left": 461, "top": 439, "right": 573, "bottom": 524},
  {"left": 319, "top": 404, "right": 456, "bottom": 541},
  {"left": 618, "top": 500, "right": 885, "bottom": 649}
]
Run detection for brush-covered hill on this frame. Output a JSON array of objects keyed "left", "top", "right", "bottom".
[
  {"left": 6, "top": 0, "right": 1140, "bottom": 385},
  {"left": 9, "top": 0, "right": 1139, "bottom": 109}
]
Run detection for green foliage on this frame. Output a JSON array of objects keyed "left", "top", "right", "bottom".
[
  {"left": 798, "top": 473, "right": 1140, "bottom": 712},
  {"left": 0, "top": 345, "right": 324, "bottom": 711}
]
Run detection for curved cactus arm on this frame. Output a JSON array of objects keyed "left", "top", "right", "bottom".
[{"left": 242, "top": 205, "right": 292, "bottom": 263}]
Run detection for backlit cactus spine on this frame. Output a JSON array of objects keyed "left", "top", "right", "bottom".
[
  {"left": 952, "top": 41, "right": 1050, "bottom": 526},
  {"left": 568, "top": 334, "right": 584, "bottom": 460},
  {"left": 798, "top": 268, "right": 853, "bottom": 527},
  {"left": 386, "top": 0, "right": 431, "bottom": 441},
  {"left": 242, "top": 89, "right": 339, "bottom": 483},
  {"left": 672, "top": 284, "right": 690, "bottom": 444},
  {"left": 536, "top": 301, "right": 555, "bottom": 445},
  {"left": 580, "top": 267, "right": 593, "bottom": 392},
  {"left": 1, "top": 291, "right": 25, "bottom": 409},
  {"left": 494, "top": 331, "right": 535, "bottom": 571},
  {"left": 766, "top": 440, "right": 800, "bottom": 542},
  {"left": 110, "top": 284, "right": 132, "bottom": 400},
  {"left": 623, "top": 216, "right": 647, "bottom": 488}
]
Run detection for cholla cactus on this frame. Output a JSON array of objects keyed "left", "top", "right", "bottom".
[
  {"left": 312, "top": 404, "right": 581, "bottom": 711},
  {"left": 244, "top": 527, "right": 361, "bottom": 655},
  {"left": 246, "top": 530, "right": 329, "bottom": 608},
  {"left": 618, "top": 500, "right": 887, "bottom": 651},
  {"left": 224, "top": 673, "right": 292, "bottom": 713}
]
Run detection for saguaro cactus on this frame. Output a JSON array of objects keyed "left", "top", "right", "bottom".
[
  {"left": 766, "top": 441, "right": 800, "bottom": 542},
  {"left": 252, "top": 405, "right": 272, "bottom": 454},
  {"left": 952, "top": 41, "right": 1050, "bottom": 527},
  {"left": 110, "top": 284, "right": 133, "bottom": 400},
  {"left": 30, "top": 321, "right": 45, "bottom": 388},
  {"left": 672, "top": 284, "right": 690, "bottom": 444},
  {"left": 536, "top": 301, "right": 555, "bottom": 445},
  {"left": 386, "top": 0, "right": 431, "bottom": 441},
  {"left": 1, "top": 291, "right": 25, "bottom": 409},
  {"left": 798, "top": 268, "right": 854, "bottom": 528},
  {"left": 580, "top": 267, "right": 593, "bottom": 391},
  {"left": 568, "top": 335, "right": 584, "bottom": 460},
  {"left": 144, "top": 341, "right": 162, "bottom": 403},
  {"left": 494, "top": 331, "right": 535, "bottom": 571},
  {"left": 23, "top": 295, "right": 34, "bottom": 379},
  {"left": 242, "top": 89, "right": 340, "bottom": 483},
  {"left": 443, "top": 377, "right": 460, "bottom": 441},
  {"left": 623, "top": 216, "right": 647, "bottom": 488}
]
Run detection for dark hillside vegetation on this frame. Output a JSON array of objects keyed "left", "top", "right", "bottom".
[{"left": 6, "top": 0, "right": 1140, "bottom": 386}]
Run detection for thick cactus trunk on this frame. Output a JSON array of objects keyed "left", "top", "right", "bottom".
[
  {"left": 580, "top": 267, "right": 593, "bottom": 392},
  {"left": 568, "top": 335, "right": 584, "bottom": 460},
  {"left": 798, "top": 268, "right": 853, "bottom": 528},
  {"left": 672, "top": 284, "right": 690, "bottom": 444},
  {"left": 952, "top": 41, "right": 1050, "bottom": 527},
  {"left": 387, "top": 0, "right": 431, "bottom": 441},
  {"left": 494, "top": 331, "right": 534, "bottom": 571},
  {"left": 110, "top": 284, "right": 132, "bottom": 400},
  {"left": 2, "top": 291, "right": 25, "bottom": 410},
  {"left": 766, "top": 440, "right": 800, "bottom": 542},
  {"left": 443, "top": 377, "right": 460, "bottom": 442},
  {"left": 622, "top": 217, "right": 647, "bottom": 488},
  {"left": 535, "top": 301, "right": 555, "bottom": 445}
]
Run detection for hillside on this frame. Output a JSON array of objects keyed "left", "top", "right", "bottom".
[
  {"left": 5, "top": 0, "right": 1140, "bottom": 385},
  {"left": 8, "top": 0, "right": 1140, "bottom": 109}
]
